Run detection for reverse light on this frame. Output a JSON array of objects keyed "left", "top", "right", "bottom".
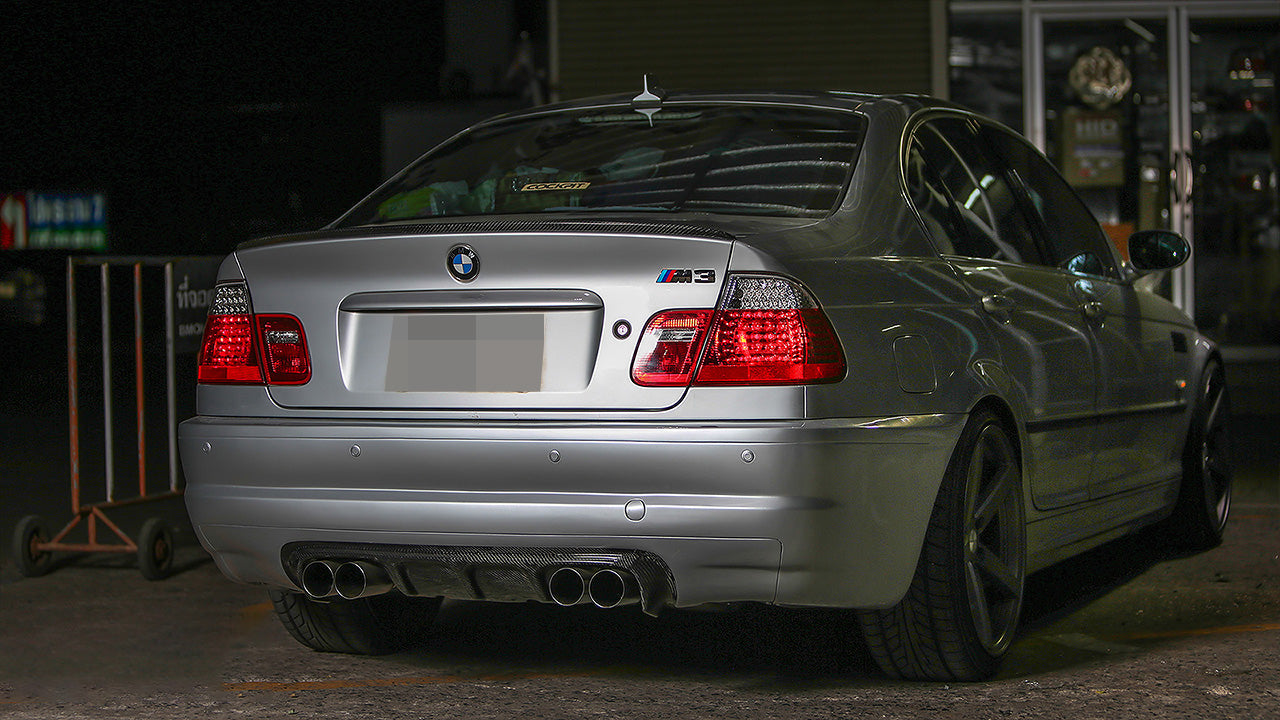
[
  {"left": 631, "top": 275, "right": 845, "bottom": 387},
  {"left": 258, "top": 315, "right": 311, "bottom": 384},
  {"left": 630, "top": 309, "right": 714, "bottom": 386},
  {"left": 197, "top": 282, "right": 311, "bottom": 385}
]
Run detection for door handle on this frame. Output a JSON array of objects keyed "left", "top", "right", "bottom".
[
  {"left": 1171, "top": 150, "right": 1194, "bottom": 204},
  {"left": 981, "top": 294, "right": 1015, "bottom": 322},
  {"left": 1072, "top": 279, "right": 1104, "bottom": 321},
  {"left": 1182, "top": 150, "right": 1194, "bottom": 202}
]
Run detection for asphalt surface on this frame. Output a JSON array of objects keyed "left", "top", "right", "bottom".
[
  {"left": 1, "top": 349, "right": 1278, "bottom": 718},
  {"left": 0, "top": 501, "right": 1276, "bottom": 718}
]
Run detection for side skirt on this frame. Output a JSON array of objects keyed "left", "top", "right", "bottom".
[{"left": 1025, "top": 478, "right": 1179, "bottom": 574}]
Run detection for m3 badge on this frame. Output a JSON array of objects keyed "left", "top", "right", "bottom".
[{"left": 656, "top": 268, "right": 715, "bottom": 284}]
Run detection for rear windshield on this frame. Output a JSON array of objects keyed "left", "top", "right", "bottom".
[{"left": 337, "top": 105, "right": 867, "bottom": 226}]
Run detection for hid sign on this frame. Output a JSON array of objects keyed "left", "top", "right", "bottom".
[{"left": 0, "top": 192, "right": 107, "bottom": 250}]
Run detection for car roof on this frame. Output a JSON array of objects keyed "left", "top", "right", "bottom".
[{"left": 478, "top": 88, "right": 958, "bottom": 126}]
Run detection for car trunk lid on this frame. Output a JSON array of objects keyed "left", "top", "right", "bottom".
[{"left": 231, "top": 223, "right": 734, "bottom": 411}]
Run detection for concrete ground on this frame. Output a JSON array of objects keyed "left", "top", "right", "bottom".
[
  {"left": 0, "top": 500, "right": 1275, "bottom": 718},
  {"left": 1, "top": 359, "right": 1277, "bottom": 718}
]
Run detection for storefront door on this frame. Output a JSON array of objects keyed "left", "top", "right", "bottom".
[
  {"left": 1187, "top": 16, "right": 1280, "bottom": 346},
  {"left": 1038, "top": 14, "right": 1173, "bottom": 269},
  {"left": 1028, "top": 3, "right": 1279, "bottom": 349}
]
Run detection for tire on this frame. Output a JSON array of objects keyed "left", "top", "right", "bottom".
[
  {"left": 137, "top": 517, "right": 175, "bottom": 580},
  {"left": 858, "top": 407, "right": 1026, "bottom": 681},
  {"left": 1167, "top": 360, "right": 1232, "bottom": 551},
  {"left": 269, "top": 589, "right": 442, "bottom": 655},
  {"left": 11, "top": 515, "right": 54, "bottom": 578}
]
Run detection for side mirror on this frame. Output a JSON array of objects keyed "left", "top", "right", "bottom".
[{"left": 1127, "top": 230, "right": 1190, "bottom": 274}]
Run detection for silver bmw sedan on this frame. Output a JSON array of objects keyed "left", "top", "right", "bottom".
[{"left": 179, "top": 87, "right": 1231, "bottom": 681}]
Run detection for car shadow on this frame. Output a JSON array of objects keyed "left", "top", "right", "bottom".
[
  {"left": 392, "top": 523, "right": 1204, "bottom": 687},
  {"left": 405, "top": 600, "right": 880, "bottom": 688},
  {"left": 1017, "top": 523, "right": 1173, "bottom": 634}
]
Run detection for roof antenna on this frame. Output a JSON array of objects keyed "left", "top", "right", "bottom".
[{"left": 631, "top": 75, "right": 666, "bottom": 126}]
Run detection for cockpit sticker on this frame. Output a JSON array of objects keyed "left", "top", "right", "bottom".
[{"left": 518, "top": 181, "right": 591, "bottom": 192}]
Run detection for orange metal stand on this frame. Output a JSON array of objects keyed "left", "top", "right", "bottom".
[{"left": 13, "top": 257, "right": 212, "bottom": 579}]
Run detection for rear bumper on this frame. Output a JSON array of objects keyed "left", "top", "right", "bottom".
[{"left": 179, "top": 414, "right": 965, "bottom": 609}]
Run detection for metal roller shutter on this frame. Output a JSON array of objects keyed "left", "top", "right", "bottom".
[{"left": 554, "top": 0, "right": 936, "bottom": 100}]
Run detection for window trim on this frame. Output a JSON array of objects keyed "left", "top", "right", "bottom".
[{"left": 900, "top": 108, "right": 1124, "bottom": 281}]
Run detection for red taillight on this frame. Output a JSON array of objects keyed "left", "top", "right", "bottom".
[
  {"left": 694, "top": 308, "right": 844, "bottom": 384},
  {"left": 197, "top": 283, "right": 311, "bottom": 385},
  {"left": 197, "top": 313, "right": 264, "bottom": 384},
  {"left": 631, "top": 309, "right": 714, "bottom": 386},
  {"left": 630, "top": 275, "right": 845, "bottom": 388}
]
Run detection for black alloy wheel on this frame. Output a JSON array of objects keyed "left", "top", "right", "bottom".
[
  {"left": 960, "top": 420, "right": 1026, "bottom": 657},
  {"left": 859, "top": 407, "right": 1026, "bottom": 681},
  {"left": 1170, "top": 360, "right": 1233, "bottom": 550}
]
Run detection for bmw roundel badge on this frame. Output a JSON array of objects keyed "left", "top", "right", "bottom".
[{"left": 447, "top": 244, "right": 479, "bottom": 282}]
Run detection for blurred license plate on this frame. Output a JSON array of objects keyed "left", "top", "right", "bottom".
[{"left": 386, "top": 313, "right": 544, "bottom": 392}]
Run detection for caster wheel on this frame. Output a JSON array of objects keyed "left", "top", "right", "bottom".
[
  {"left": 12, "top": 515, "right": 54, "bottom": 578},
  {"left": 137, "top": 517, "right": 175, "bottom": 580}
]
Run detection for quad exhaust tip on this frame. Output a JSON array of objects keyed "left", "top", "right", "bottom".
[
  {"left": 588, "top": 568, "right": 640, "bottom": 609},
  {"left": 334, "top": 560, "right": 393, "bottom": 600},
  {"left": 301, "top": 560, "right": 393, "bottom": 600},
  {"left": 305, "top": 560, "right": 641, "bottom": 607},
  {"left": 301, "top": 560, "right": 340, "bottom": 599},
  {"left": 548, "top": 566, "right": 594, "bottom": 606},
  {"left": 547, "top": 566, "right": 641, "bottom": 609}
]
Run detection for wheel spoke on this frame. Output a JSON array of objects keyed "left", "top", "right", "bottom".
[
  {"left": 1214, "top": 486, "right": 1231, "bottom": 516},
  {"left": 973, "top": 464, "right": 1013, "bottom": 532},
  {"left": 1203, "top": 382, "right": 1225, "bottom": 433},
  {"left": 1206, "top": 452, "right": 1231, "bottom": 480},
  {"left": 975, "top": 544, "right": 1021, "bottom": 599},
  {"left": 965, "top": 562, "right": 995, "bottom": 644},
  {"left": 1203, "top": 385, "right": 1232, "bottom": 508},
  {"left": 967, "top": 442, "right": 989, "bottom": 498}
]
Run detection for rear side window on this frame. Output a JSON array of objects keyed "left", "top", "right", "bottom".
[
  {"left": 904, "top": 138, "right": 969, "bottom": 255},
  {"left": 981, "top": 125, "right": 1118, "bottom": 278},
  {"left": 921, "top": 118, "right": 1046, "bottom": 266},
  {"left": 338, "top": 106, "right": 867, "bottom": 225}
]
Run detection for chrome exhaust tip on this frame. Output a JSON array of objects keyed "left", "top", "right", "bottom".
[
  {"left": 334, "top": 561, "right": 393, "bottom": 600},
  {"left": 588, "top": 568, "right": 640, "bottom": 609},
  {"left": 301, "top": 560, "right": 340, "bottom": 599},
  {"left": 548, "top": 566, "right": 596, "bottom": 606}
]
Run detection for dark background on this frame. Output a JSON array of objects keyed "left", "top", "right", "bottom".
[
  {"left": 1, "top": 3, "right": 554, "bottom": 255},
  {"left": 0, "top": 3, "right": 548, "bottom": 528}
]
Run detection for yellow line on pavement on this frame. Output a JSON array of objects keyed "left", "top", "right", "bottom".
[
  {"left": 225, "top": 670, "right": 598, "bottom": 693},
  {"left": 1111, "top": 622, "right": 1280, "bottom": 641},
  {"left": 239, "top": 602, "right": 274, "bottom": 618}
]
